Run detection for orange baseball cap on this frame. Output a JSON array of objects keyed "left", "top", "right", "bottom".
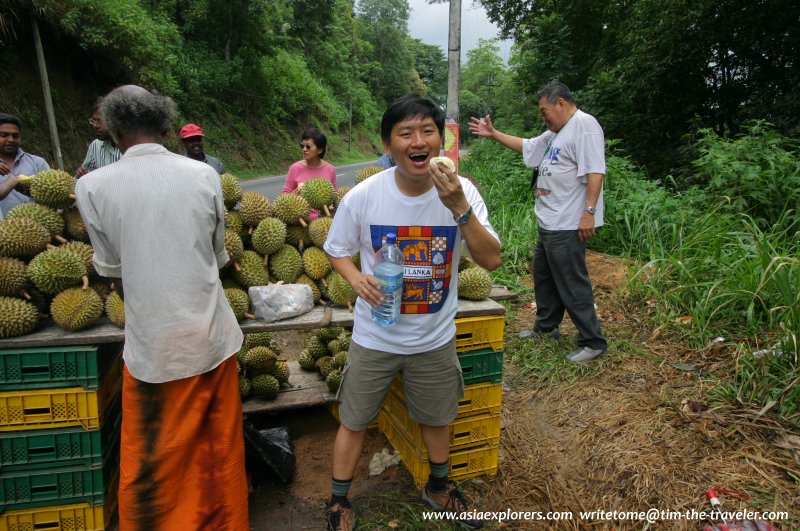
[{"left": 179, "top": 123, "right": 204, "bottom": 139}]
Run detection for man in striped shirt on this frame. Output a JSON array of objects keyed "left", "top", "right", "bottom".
[{"left": 75, "top": 97, "right": 121, "bottom": 178}]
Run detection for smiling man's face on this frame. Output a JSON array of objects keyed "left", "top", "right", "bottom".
[{"left": 384, "top": 115, "right": 442, "bottom": 186}]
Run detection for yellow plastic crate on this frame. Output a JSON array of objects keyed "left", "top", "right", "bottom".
[
  {"left": 0, "top": 470, "right": 118, "bottom": 531},
  {"left": 454, "top": 315, "right": 504, "bottom": 353},
  {"left": 391, "top": 377, "right": 503, "bottom": 418},
  {"left": 326, "top": 403, "right": 380, "bottom": 430},
  {"left": 0, "top": 357, "right": 121, "bottom": 432},
  {"left": 381, "top": 390, "right": 500, "bottom": 455},
  {"left": 379, "top": 413, "right": 498, "bottom": 488}
]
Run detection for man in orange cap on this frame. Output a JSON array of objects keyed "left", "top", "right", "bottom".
[{"left": 179, "top": 123, "right": 226, "bottom": 174}]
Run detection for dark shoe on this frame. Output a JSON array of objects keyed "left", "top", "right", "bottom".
[
  {"left": 565, "top": 347, "right": 607, "bottom": 364},
  {"left": 422, "top": 481, "right": 483, "bottom": 529},
  {"left": 324, "top": 502, "right": 357, "bottom": 531},
  {"left": 517, "top": 327, "right": 560, "bottom": 340}
]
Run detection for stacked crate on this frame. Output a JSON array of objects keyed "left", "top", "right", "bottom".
[
  {"left": 0, "top": 343, "right": 123, "bottom": 531},
  {"left": 379, "top": 315, "right": 504, "bottom": 487}
]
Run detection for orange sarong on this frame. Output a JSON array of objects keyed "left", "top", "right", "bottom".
[{"left": 118, "top": 356, "right": 249, "bottom": 531}]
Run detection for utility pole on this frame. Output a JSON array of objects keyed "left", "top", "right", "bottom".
[
  {"left": 32, "top": 16, "right": 63, "bottom": 170},
  {"left": 445, "top": 0, "right": 461, "bottom": 123}
]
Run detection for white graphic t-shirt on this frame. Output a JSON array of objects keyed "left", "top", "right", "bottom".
[
  {"left": 522, "top": 110, "right": 606, "bottom": 230},
  {"left": 324, "top": 168, "right": 499, "bottom": 355}
]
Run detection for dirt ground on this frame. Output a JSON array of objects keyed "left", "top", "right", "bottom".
[{"left": 245, "top": 251, "right": 799, "bottom": 530}]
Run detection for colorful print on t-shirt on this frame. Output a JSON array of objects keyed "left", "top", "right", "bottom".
[{"left": 370, "top": 225, "right": 458, "bottom": 314}]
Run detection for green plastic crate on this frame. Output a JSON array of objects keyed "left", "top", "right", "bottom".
[
  {"left": 0, "top": 393, "right": 121, "bottom": 472},
  {"left": 458, "top": 348, "right": 503, "bottom": 385},
  {"left": 0, "top": 343, "right": 122, "bottom": 391},
  {"left": 0, "top": 463, "right": 112, "bottom": 512}
]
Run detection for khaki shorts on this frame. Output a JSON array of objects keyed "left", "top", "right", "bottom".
[{"left": 337, "top": 339, "right": 464, "bottom": 431}]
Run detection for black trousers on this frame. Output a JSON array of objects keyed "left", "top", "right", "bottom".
[{"left": 533, "top": 228, "right": 607, "bottom": 350}]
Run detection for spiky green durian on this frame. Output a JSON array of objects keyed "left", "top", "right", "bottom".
[
  {"left": 458, "top": 266, "right": 493, "bottom": 300},
  {"left": 326, "top": 368, "right": 342, "bottom": 392},
  {"left": 238, "top": 191, "right": 271, "bottom": 228},
  {"left": 244, "top": 332, "right": 274, "bottom": 349},
  {"left": 105, "top": 290, "right": 125, "bottom": 328},
  {"left": 271, "top": 361, "right": 290, "bottom": 384},
  {"left": 220, "top": 173, "right": 243, "bottom": 209},
  {"left": 26, "top": 247, "right": 88, "bottom": 294},
  {"left": 250, "top": 374, "right": 280, "bottom": 399},
  {"left": 316, "top": 356, "right": 333, "bottom": 379},
  {"left": 327, "top": 339, "right": 342, "bottom": 355},
  {"left": 306, "top": 336, "right": 329, "bottom": 360},
  {"left": 0, "top": 217, "right": 50, "bottom": 258},
  {"left": 60, "top": 241, "right": 95, "bottom": 275},
  {"left": 224, "top": 210, "right": 243, "bottom": 235},
  {"left": 6, "top": 203, "right": 64, "bottom": 239},
  {"left": 295, "top": 273, "right": 321, "bottom": 303},
  {"left": 334, "top": 186, "right": 350, "bottom": 208},
  {"left": 244, "top": 346, "right": 278, "bottom": 374},
  {"left": 315, "top": 326, "right": 345, "bottom": 342},
  {"left": 307, "top": 216, "right": 333, "bottom": 247},
  {"left": 63, "top": 208, "right": 89, "bottom": 241},
  {"left": 271, "top": 193, "right": 311, "bottom": 226},
  {"left": 268, "top": 244, "right": 302, "bottom": 283},
  {"left": 354, "top": 165, "right": 383, "bottom": 184},
  {"left": 239, "top": 375, "right": 252, "bottom": 399},
  {"left": 325, "top": 271, "right": 357, "bottom": 307},
  {"left": 50, "top": 287, "right": 103, "bottom": 331},
  {"left": 0, "top": 257, "right": 27, "bottom": 297},
  {"left": 224, "top": 230, "right": 245, "bottom": 264},
  {"left": 29, "top": 169, "right": 75, "bottom": 208},
  {"left": 251, "top": 217, "right": 287, "bottom": 256},
  {"left": 337, "top": 333, "right": 351, "bottom": 353},
  {"left": 298, "top": 349, "right": 317, "bottom": 371},
  {"left": 301, "top": 246, "right": 331, "bottom": 280},
  {"left": 233, "top": 250, "right": 269, "bottom": 288},
  {"left": 332, "top": 351, "right": 348, "bottom": 370},
  {"left": 0, "top": 296, "right": 39, "bottom": 338},
  {"left": 224, "top": 287, "right": 252, "bottom": 321},
  {"left": 285, "top": 224, "right": 310, "bottom": 250},
  {"left": 299, "top": 178, "right": 335, "bottom": 210}
]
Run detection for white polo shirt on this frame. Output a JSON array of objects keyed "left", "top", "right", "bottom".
[{"left": 75, "top": 143, "right": 243, "bottom": 383}]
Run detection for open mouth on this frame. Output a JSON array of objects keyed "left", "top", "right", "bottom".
[{"left": 409, "top": 153, "right": 429, "bottom": 164}]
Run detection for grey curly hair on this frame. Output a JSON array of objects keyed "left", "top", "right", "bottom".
[{"left": 101, "top": 85, "right": 176, "bottom": 142}]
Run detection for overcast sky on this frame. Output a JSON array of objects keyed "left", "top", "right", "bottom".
[{"left": 407, "top": 0, "right": 513, "bottom": 64}]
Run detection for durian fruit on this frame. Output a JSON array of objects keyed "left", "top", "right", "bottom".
[
  {"left": 29, "top": 169, "right": 75, "bottom": 208},
  {"left": 224, "top": 230, "right": 245, "bottom": 266},
  {"left": 251, "top": 217, "right": 287, "bottom": 257},
  {"left": 244, "top": 346, "right": 278, "bottom": 374},
  {"left": 268, "top": 244, "right": 302, "bottom": 283},
  {"left": 285, "top": 224, "right": 310, "bottom": 250},
  {"left": 298, "top": 349, "right": 317, "bottom": 371},
  {"left": 0, "top": 256, "right": 28, "bottom": 297},
  {"left": 224, "top": 287, "right": 254, "bottom": 321},
  {"left": 0, "top": 217, "right": 51, "bottom": 258},
  {"left": 307, "top": 216, "right": 333, "bottom": 248},
  {"left": 333, "top": 186, "right": 350, "bottom": 209},
  {"left": 332, "top": 351, "right": 348, "bottom": 370},
  {"left": 225, "top": 211, "right": 243, "bottom": 236},
  {"left": 60, "top": 241, "right": 95, "bottom": 276},
  {"left": 327, "top": 338, "right": 343, "bottom": 354},
  {"left": 271, "top": 193, "right": 311, "bottom": 227},
  {"left": 458, "top": 266, "right": 493, "bottom": 300},
  {"left": 27, "top": 247, "right": 88, "bottom": 294},
  {"left": 106, "top": 290, "right": 125, "bottom": 328},
  {"left": 429, "top": 156, "right": 456, "bottom": 172},
  {"left": 271, "top": 361, "right": 290, "bottom": 384},
  {"left": 352, "top": 253, "right": 361, "bottom": 270},
  {"left": 300, "top": 178, "right": 335, "bottom": 215},
  {"left": 90, "top": 278, "right": 114, "bottom": 300},
  {"left": 238, "top": 191, "right": 271, "bottom": 228},
  {"left": 250, "top": 374, "right": 280, "bottom": 399},
  {"left": 325, "top": 271, "right": 357, "bottom": 308},
  {"left": 317, "top": 356, "right": 333, "bottom": 379},
  {"left": 354, "top": 165, "right": 383, "bottom": 184},
  {"left": 337, "top": 333, "right": 351, "bottom": 353},
  {"left": 0, "top": 296, "right": 39, "bottom": 338},
  {"left": 306, "top": 336, "right": 329, "bottom": 360},
  {"left": 315, "top": 326, "right": 345, "bottom": 342},
  {"left": 233, "top": 250, "right": 269, "bottom": 288},
  {"left": 296, "top": 273, "right": 321, "bottom": 303},
  {"left": 326, "top": 368, "right": 343, "bottom": 392},
  {"left": 220, "top": 173, "right": 243, "bottom": 209},
  {"left": 63, "top": 208, "right": 89, "bottom": 241},
  {"left": 302, "top": 246, "right": 331, "bottom": 280},
  {"left": 244, "top": 332, "right": 273, "bottom": 349},
  {"left": 50, "top": 287, "right": 103, "bottom": 331},
  {"left": 239, "top": 375, "right": 252, "bottom": 399},
  {"left": 6, "top": 203, "right": 65, "bottom": 241}
]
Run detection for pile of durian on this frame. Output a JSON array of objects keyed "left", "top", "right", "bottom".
[
  {"left": 236, "top": 332, "right": 289, "bottom": 401},
  {"left": 297, "top": 326, "right": 353, "bottom": 393}
]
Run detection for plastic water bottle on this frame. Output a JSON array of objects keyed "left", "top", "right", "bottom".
[{"left": 371, "top": 233, "right": 404, "bottom": 327}]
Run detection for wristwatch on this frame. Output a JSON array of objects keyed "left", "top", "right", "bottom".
[
  {"left": 585, "top": 206, "right": 597, "bottom": 215},
  {"left": 454, "top": 205, "right": 473, "bottom": 225}
]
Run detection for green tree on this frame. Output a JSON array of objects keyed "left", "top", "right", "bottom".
[{"left": 408, "top": 38, "right": 447, "bottom": 106}]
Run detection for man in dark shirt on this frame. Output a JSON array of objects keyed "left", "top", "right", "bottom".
[{"left": 179, "top": 123, "right": 225, "bottom": 174}]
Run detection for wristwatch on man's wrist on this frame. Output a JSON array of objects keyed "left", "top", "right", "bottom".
[
  {"left": 585, "top": 206, "right": 597, "bottom": 215},
  {"left": 454, "top": 205, "right": 473, "bottom": 225}
]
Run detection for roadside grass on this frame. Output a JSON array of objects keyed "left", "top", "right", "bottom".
[{"left": 352, "top": 485, "right": 482, "bottom": 530}]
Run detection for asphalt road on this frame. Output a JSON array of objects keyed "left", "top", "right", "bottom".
[{"left": 241, "top": 160, "right": 381, "bottom": 200}]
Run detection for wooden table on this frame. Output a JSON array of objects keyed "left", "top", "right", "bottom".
[{"left": 0, "top": 290, "right": 512, "bottom": 414}]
